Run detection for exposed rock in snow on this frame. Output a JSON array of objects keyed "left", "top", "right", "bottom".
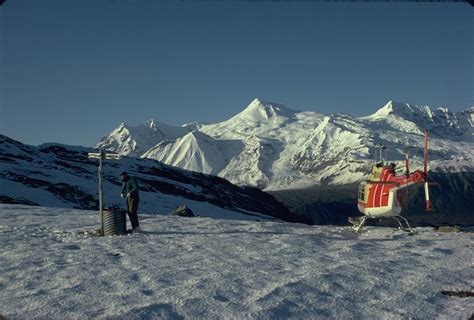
[{"left": 169, "top": 204, "right": 195, "bottom": 217}]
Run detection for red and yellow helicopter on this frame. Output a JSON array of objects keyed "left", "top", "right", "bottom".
[{"left": 350, "top": 129, "right": 432, "bottom": 233}]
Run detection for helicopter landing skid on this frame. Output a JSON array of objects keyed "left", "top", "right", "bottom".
[{"left": 349, "top": 215, "right": 414, "bottom": 234}]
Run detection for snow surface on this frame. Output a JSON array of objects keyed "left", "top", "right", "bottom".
[
  {"left": 1, "top": 204, "right": 473, "bottom": 319},
  {"left": 98, "top": 99, "right": 474, "bottom": 190}
]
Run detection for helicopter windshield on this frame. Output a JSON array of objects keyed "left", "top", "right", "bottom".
[{"left": 358, "top": 181, "right": 367, "bottom": 202}]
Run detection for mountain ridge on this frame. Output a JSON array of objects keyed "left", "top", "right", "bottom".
[
  {"left": 0, "top": 134, "right": 309, "bottom": 223},
  {"left": 97, "top": 99, "right": 474, "bottom": 190}
]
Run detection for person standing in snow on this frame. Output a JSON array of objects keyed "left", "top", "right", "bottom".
[{"left": 120, "top": 171, "right": 140, "bottom": 232}]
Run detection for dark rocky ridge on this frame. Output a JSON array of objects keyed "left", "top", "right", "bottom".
[{"left": 0, "top": 135, "right": 309, "bottom": 224}]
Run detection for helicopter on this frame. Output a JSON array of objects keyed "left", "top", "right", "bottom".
[{"left": 349, "top": 129, "right": 432, "bottom": 234}]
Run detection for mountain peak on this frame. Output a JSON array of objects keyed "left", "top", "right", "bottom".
[
  {"left": 235, "top": 98, "right": 297, "bottom": 122},
  {"left": 146, "top": 118, "right": 157, "bottom": 130},
  {"left": 187, "top": 130, "right": 212, "bottom": 140},
  {"left": 367, "top": 100, "right": 434, "bottom": 120},
  {"left": 374, "top": 100, "right": 410, "bottom": 116},
  {"left": 118, "top": 122, "right": 127, "bottom": 129},
  {"left": 182, "top": 121, "right": 203, "bottom": 131}
]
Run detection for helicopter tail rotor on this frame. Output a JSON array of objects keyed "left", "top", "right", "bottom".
[{"left": 424, "top": 129, "right": 432, "bottom": 211}]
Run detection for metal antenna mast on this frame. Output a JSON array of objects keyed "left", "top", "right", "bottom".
[{"left": 88, "top": 149, "right": 122, "bottom": 235}]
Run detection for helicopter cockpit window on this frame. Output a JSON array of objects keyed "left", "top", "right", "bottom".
[{"left": 358, "top": 181, "right": 366, "bottom": 201}]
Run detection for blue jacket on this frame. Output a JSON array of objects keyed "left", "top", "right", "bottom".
[{"left": 121, "top": 177, "right": 139, "bottom": 197}]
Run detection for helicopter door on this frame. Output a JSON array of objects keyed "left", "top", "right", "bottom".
[{"left": 358, "top": 181, "right": 367, "bottom": 203}]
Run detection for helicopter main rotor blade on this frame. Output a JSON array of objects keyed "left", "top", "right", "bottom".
[{"left": 365, "top": 180, "right": 400, "bottom": 186}]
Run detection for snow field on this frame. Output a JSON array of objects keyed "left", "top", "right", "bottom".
[{"left": 1, "top": 204, "right": 473, "bottom": 319}]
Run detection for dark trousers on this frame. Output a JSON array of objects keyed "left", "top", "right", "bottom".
[{"left": 126, "top": 196, "right": 140, "bottom": 229}]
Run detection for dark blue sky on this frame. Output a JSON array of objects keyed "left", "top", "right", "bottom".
[{"left": 1, "top": 1, "right": 472, "bottom": 147}]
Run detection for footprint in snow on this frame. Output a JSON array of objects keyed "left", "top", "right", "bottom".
[
  {"left": 214, "top": 294, "right": 230, "bottom": 303},
  {"left": 107, "top": 303, "right": 184, "bottom": 320},
  {"left": 62, "top": 244, "right": 81, "bottom": 251},
  {"left": 432, "top": 248, "right": 453, "bottom": 255},
  {"left": 140, "top": 289, "right": 154, "bottom": 296}
]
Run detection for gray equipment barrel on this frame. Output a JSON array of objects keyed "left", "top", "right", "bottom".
[{"left": 102, "top": 208, "right": 126, "bottom": 236}]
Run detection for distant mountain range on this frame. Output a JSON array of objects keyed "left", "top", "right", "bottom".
[
  {"left": 0, "top": 135, "right": 308, "bottom": 223},
  {"left": 97, "top": 98, "right": 474, "bottom": 190},
  {"left": 2, "top": 98, "right": 473, "bottom": 226}
]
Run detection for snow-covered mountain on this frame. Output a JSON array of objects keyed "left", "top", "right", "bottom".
[
  {"left": 0, "top": 135, "right": 308, "bottom": 223},
  {"left": 96, "top": 119, "right": 199, "bottom": 157},
  {"left": 97, "top": 99, "right": 474, "bottom": 190},
  {"left": 142, "top": 130, "right": 229, "bottom": 175}
]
